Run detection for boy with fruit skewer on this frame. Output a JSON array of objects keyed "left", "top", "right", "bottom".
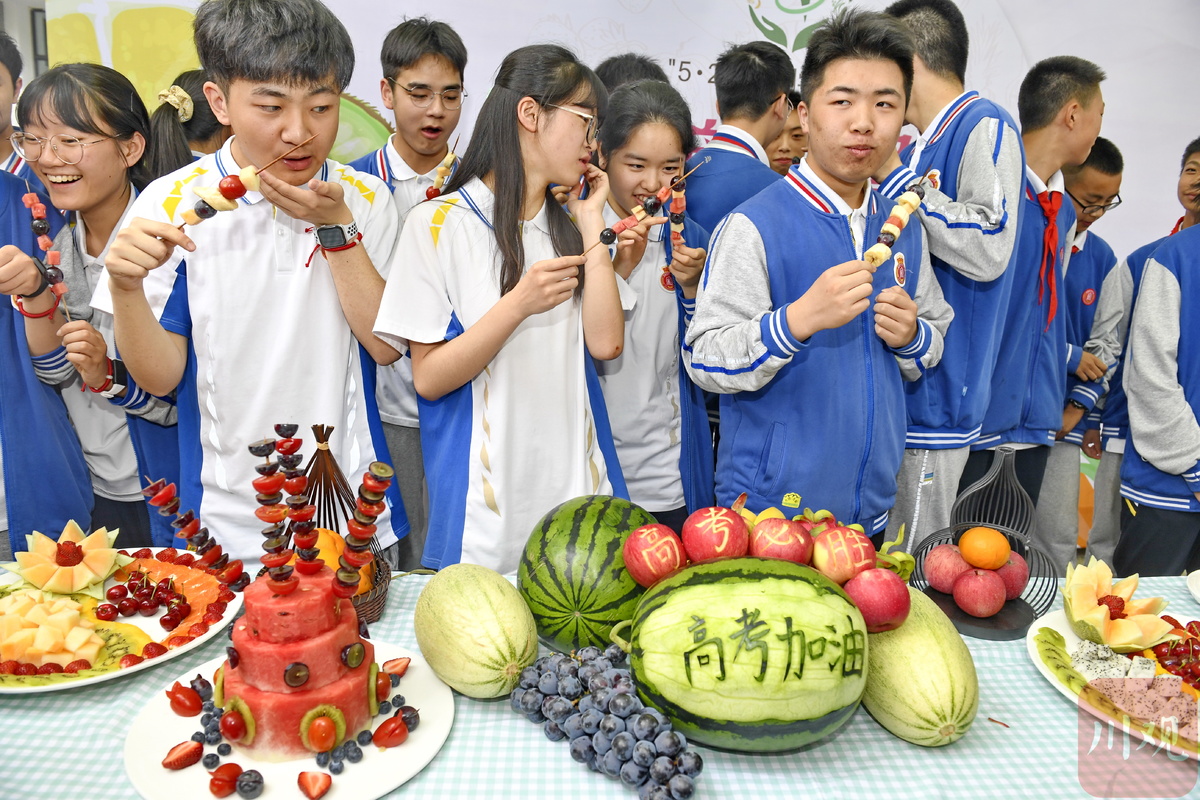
[
  {"left": 874, "top": 0, "right": 1026, "bottom": 550},
  {"left": 684, "top": 8, "right": 952, "bottom": 538},
  {"left": 349, "top": 17, "right": 468, "bottom": 570},
  {"left": 957, "top": 56, "right": 1106, "bottom": 504},
  {"left": 97, "top": 0, "right": 409, "bottom": 566}
]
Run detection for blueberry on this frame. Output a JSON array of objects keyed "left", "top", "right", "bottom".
[
  {"left": 331, "top": 743, "right": 346, "bottom": 761},
  {"left": 392, "top": 694, "right": 406, "bottom": 708},
  {"left": 315, "top": 751, "right": 330, "bottom": 767},
  {"left": 202, "top": 700, "right": 215, "bottom": 713},
  {"left": 190, "top": 731, "right": 205, "bottom": 743},
  {"left": 204, "top": 730, "right": 222, "bottom": 745},
  {"left": 200, "top": 713, "right": 213, "bottom": 726},
  {"left": 346, "top": 745, "right": 363, "bottom": 763},
  {"left": 235, "top": 769, "right": 264, "bottom": 799},
  {"left": 357, "top": 730, "right": 373, "bottom": 746},
  {"left": 329, "top": 759, "right": 344, "bottom": 775},
  {"left": 378, "top": 700, "right": 392, "bottom": 716},
  {"left": 202, "top": 753, "right": 220, "bottom": 769},
  {"left": 389, "top": 673, "right": 400, "bottom": 687},
  {"left": 217, "top": 743, "right": 232, "bottom": 756}
]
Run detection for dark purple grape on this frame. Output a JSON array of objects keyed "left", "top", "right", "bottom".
[
  {"left": 908, "top": 182, "right": 926, "bottom": 200},
  {"left": 194, "top": 200, "right": 218, "bottom": 220},
  {"left": 31, "top": 218, "right": 50, "bottom": 236},
  {"left": 669, "top": 212, "right": 685, "bottom": 225},
  {"left": 248, "top": 439, "right": 276, "bottom": 458},
  {"left": 254, "top": 462, "right": 280, "bottom": 476},
  {"left": 599, "top": 228, "right": 617, "bottom": 245},
  {"left": 45, "top": 266, "right": 64, "bottom": 284},
  {"left": 273, "top": 423, "right": 299, "bottom": 437},
  {"left": 878, "top": 231, "right": 897, "bottom": 247}
]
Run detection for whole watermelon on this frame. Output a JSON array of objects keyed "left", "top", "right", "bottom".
[
  {"left": 517, "top": 495, "right": 655, "bottom": 653},
  {"left": 629, "top": 557, "right": 868, "bottom": 752}
]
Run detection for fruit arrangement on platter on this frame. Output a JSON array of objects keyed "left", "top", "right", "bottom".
[{"left": 1062, "top": 557, "right": 1172, "bottom": 652}]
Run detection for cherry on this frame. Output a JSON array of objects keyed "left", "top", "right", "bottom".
[
  {"left": 95, "top": 604, "right": 118, "bottom": 622},
  {"left": 138, "top": 598, "right": 160, "bottom": 616},
  {"left": 117, "top": 598, "right": 140, "bottom": 617},
  {"left": 160, "top": 612, "right": 181, "bottom": 631},
  {"left": 170, "top": 600, "right": 193, "bottom": 619},
  {"left": 106, "top": 585, "right": 128, "bottom": 602}
]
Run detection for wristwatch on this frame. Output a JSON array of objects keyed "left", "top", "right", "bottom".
[
  {"left": 99, "top": 359, "right": 129, "bottom": 399},
  {"left": 314, "top": 221, "right": 360, "bottom": 251},
  {"left": 1067, "top": 399, "right": 1087, "bottom": 411}
]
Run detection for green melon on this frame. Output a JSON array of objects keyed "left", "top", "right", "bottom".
[
  {"left": 517, "top": 495, "right": 655, "bottom": 653},
  {"left": 629, "top": 556, "right": 867, "bottom": 752}
]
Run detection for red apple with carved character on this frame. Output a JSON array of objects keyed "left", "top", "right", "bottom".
[
  {"left": 810, "top": 524, "right": 876, "bottom": 585},
  {"left": 623, "top": 524, "right": 688, "bottom": 587},
  {"left": 748, "top": 517, "right": 814, "bottom": 565},
  {"left": 681, "top": 507, "right": 749, "bottom": 562}
]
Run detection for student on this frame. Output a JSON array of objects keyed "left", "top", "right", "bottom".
[
  {"left": 98, "top": 0, "right": 409, "bottom": 565},
  {"left": 874, "top": 0, "right": 1025, "bottom": 548},
  {"left": 350, "top": 16, "right": 467, "bottom": 569},
  {"left": 374, "top": 44, "right": 625, "bottom": 574},
  {"left": 1115, "top": 222, "right": 1200, "bottom": 576},
  {"left": 683, "top": 40, "right": 793, "bottom": 234},
  {"left": 594, "top": 78, "right": 714, "bottom": 532},
  {"left": 148, "top": 69, "right": 230, "bottom": 176},
  {"left": 0, "top": 171, "right": 91, "bottom": 559},
  {"left": 1033, "top": 137, "right": 1122, "bottom": 573},
  {"left": 1084, "top": 136, "right": 1200, "bottom": 567},
  {"left": 0, "top": 33, "right": 44, "bottom": 195},
  {"left": 684, "top": 9, "right": 951, "bottom": 532},
  {"left": 0, "top": 64, "right": 181, "bottom": 547},
  {"left": 766, "top": 89, "right": 807, "bottom": 176},
  {"left": 959, "top": 56, "right": 1105, "bottom": 504},
  {"left": 594, "top": 53, "right": 669, "bottom": 92}
]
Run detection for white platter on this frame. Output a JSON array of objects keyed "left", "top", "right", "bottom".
[
  {"left": 0, "top": 550, "right": 243, "bottom": 694},
  {"left": 124, "top": 643, "right": 454, "bottom": 800},
  {"left": 1187, "top": 570, "right": 1200, "bottom": 605}
]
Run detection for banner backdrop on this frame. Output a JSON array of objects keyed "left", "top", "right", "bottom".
[{"left": 44, "top": 0, "right": 1200, "bottom": 260}]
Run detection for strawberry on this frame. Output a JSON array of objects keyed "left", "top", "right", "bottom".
[
  {"left": 1098, "top": 594, "right": 1126, "bottom": 620},
  {"left": 0, "top": 660, "right": 19, "bottom": 675},
  {"left": 55, "top": 540, "right": 83, "bottom": 567},
  {"left": 382, "top": 657, "right": 411, "bottom": 678},
  {"left": 14, "top": 663, "right": 36, "bottom": 676},
  {"left": 63, "top": 659, "right": 91, "bottom": 673},
  {"left": 217, "top": 587, "right": 236, "bottom": 603},
  {"left": 166, "top": 635, "right": 195, "bottom": 649},
  {"left": 119, "top": 654, "right": 145, "bottom": 669},
  {"left": 132, "top": 548, "right": 154, "bottom": 560},
  {"left": 161, "top": 740, "right": 202, "bottom": 770},
  {"left": 206, "top": 600, "right": 228, "bottom": 615},
  {"left": 142, "top": 643, "right": 169, "bottom": 659},
  {"left": 38, "top": 662, "right": 63, "bottom": 674},
  {"left": 298, "top": 771, "right": 332, "bottom": 800},
  {"left": 156, "top": 548, "right": 179, "bottom": 563},
  {"left": 187, "top": 622, "right": 210, "bottom": 638},
  {"left": 202, "top": 610, "right": 224, "bottom": 626},
  {"left": 208, "top": 763, "right": 243, "bottom": 797},
  {"left": 174, "top": 552, "right": 196, "bottom": 567}
]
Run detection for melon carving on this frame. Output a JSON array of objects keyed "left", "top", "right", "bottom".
[
  {"left": 1, "top": 521, "right": 132, "bottom": 598},
  {"left": 1062, "top": 557, "right": 1173, "bottom": 653}
]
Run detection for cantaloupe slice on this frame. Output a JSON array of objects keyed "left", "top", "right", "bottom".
[
  {"left": 1, "top": 522, "right": 131, "bottom": 597},
  {"left": 81, "top": 549, "right": 117, "bottom": 580},
  {"left": 58, "top": 520, "right": 86, "bottom": 545},
  {"left": 1062, "top": 557, "right": 1175, "bottom": 652}
]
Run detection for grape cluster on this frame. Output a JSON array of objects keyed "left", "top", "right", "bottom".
[{"left": 509, "top": 644, "right": 703, "bottom": 799}]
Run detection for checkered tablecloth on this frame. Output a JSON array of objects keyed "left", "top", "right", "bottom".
[{"left": 3, "top": 575, "right": 1199, "bottom": 799}]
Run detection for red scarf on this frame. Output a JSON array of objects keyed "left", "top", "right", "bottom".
[{"left": 1036, "top": 190, "right": 1062, "bottom": 330}]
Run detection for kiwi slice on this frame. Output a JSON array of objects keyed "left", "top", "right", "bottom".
[
  {"left": 213, "top": 665, "right": 225, "bottom": 708},
  {"left": 300, "top": 704, "right": 347, "bottom": 752},
  {"left": 1036, "top": 627, "right": 1066, "bottom": 648},
  {"left": 224, "top": 696, "right": 257, "bottom": 745},
  {"left": 367, "top": 663, "right": 379, "bottom": 716}
]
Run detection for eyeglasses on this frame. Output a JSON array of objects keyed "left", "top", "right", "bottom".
[
  {"left": 1065, "top": 188, "right": 1122, "bottom": 216},
  {"left": 545, "top": 104, "right": 599, "bottom": 144},
  {"left": 10, "top": 132, "right": 115, "bottom": 165},
  {"left": 387, "top": 79, "right": 466, "bottom": 110}
]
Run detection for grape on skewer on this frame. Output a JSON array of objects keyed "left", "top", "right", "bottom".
[
  {"left": 581, "top": 157, "right": 711, "bottom": 257},
  {"left": 863, "top": 183, "right": 926, "bottom": 267}
]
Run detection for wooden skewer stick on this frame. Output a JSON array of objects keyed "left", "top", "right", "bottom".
[
  {"left": 256, "top": 133, "right": 319, "bottom": 175},
  {"left": 581, "top": 156, "right": 712, "bottom": 257}
]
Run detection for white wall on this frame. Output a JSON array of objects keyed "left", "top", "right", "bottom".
[{"left": 2, "top": 0, "right": 43, "bottom": 80}]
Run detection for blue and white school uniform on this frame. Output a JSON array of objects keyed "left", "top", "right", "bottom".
[
  {"left": 2, "top": 149, "right": 47, "bottom": 196},
  {"left": 683, "top": 124, "right": 782, "bottom": 237},
  {"left": 374, "top": 177, "right": 626, "bottom": 574}
]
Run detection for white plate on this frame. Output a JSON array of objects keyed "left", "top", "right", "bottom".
[
  {"left": 1187, "top": 571, "right": 1200, "bottom": 605},
  {"left": 1026, "top": 609, "right": 1198, "bottom": 760},
  {"left": 124, "top": 643, "right": 454, "bottom": 800},
  {"left": 0, "top": 551, "right": 243, "bottom": 694}
]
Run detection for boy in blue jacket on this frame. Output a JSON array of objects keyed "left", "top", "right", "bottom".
[
  {"left": 874, "top": 0, "right": 1025, "bottom": 547},
  {"left": 959, "top": 56, "right": 1105, "bottom": 504},
  {"left": 0, "top": 34, "right": 44, "bottom": 194},
  {"left": 685, "top": 8, "right": 951, "bottom": 534}
]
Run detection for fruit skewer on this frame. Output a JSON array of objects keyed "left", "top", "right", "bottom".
[
  {"left": 332, "top": 462, "right": 394, "bottom": 598},
  {"left": 580, "top": 156, "right": 710, "bottom": 258},
  {"left": 140, "top": 476, "right": 250, "bottom": 591},
  {"left": 247, "top": 424, "right": 318, "bottom": 595},
  {"left": 862, "top": 168, "right": 937, "bottom": 267},
  {"left": 178, "top": 133, "right": 319, "bottom": 227},
  {"left": 14, "top": 183, "right": 71, "bottom": 321},
  {"left": 424, "top": 135, "right": 460, "bottom": 200}
]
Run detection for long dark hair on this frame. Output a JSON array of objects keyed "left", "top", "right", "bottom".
[
  {"left": 148, "top": 69, "right": 225, "bottom": 176},
  {"left": 442, "top": 44, "right": 607, "bottom": 297},
  {"left": 597, "top": 79, "right": 695, "bottom": 163},
  {"left": 17, "top": 63, "right": 160, "bottom": 191}
]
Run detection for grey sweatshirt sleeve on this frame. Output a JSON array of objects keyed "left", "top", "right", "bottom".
[
  {"left": 1084, "top": 259, "right": 1133, "bottom": 366},
  {"left": 897, "top": 225, "right": 953, "bottom": 381},
  {"left": 1125, "top": 258, "right": 1200, "bottom": 485},
  {"left": 683, "top": 213, "right": 803, "bottom": 394},
  {"left": 878, "top": 117, "right": 1023, "bottom": 282}
]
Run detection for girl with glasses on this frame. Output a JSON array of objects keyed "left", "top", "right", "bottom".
[
  {"left": 374, "top": 44, "right": 626, "bottom": 573},
  {"left": 0, "top": 63, "right": 182, "bottom": 547},
  {"left": 592, "top": 79, "right": 715, "bottom": 532}
]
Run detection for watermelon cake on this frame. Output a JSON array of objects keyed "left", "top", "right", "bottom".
[{"left": 214, "top": 565, "right": 376, "bottom": 761}]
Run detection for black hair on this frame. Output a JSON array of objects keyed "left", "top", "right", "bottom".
[
  {"left": 1181, "top": 136, "right": 1200, "bottom": 171},
  {"left": 17, "top": 63, "right": 160, "bottom": 191},
  {"left": 786, "top": 89, "right": 802, "bottom": 108},
  {"left": 597, "top": 79, "right": 695, "bottom": 163},
  {"left": 800, "top": 9, "right": 915, "bottom": 107},
  {"left": 1017, "top": 56, "right": 1105, "bottom": 133},
  {"left": 713, "top": 41, "right": 795, "bottom": 121},
  {"left": 594, "top": 53, "right": 669, "bottom": 91},
  {"left": 380, "top": 17, "right": 467, "bottom": 81},
  {"left": 194, "top": 0, "right": 354, "bottom": 91},
  {"left": 1064, "top": 136, "right": 1122, "bottom": 177},
  {"left": 147, "top": 70, "right": 225, "bottom": 177},
  {"left": 0, "top": 31, "right": 20, "bottom": 89},
  {"left": 884, "top": 0, "right": 968, "bottom": 84},
  {"left": 442, "top": 44, "right": 607, "bottom": 298}
]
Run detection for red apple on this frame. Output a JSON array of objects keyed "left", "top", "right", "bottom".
[
  {"left": 622, "top": 524, "right": 687, "bottom": 587},
  {"left": 810, "top": 525, "right": 876, "bottom": 585},
  {"left": 748, "top": 517, "right": 814, "bottom": 565},
  {"left": 952, "top": 568, "right": 1006, "bottom": 618},
  {"left": 994, "top": 551, "right": 1030, "bottom": 601},
  {"left": 843, "top": 568, "right": 911, "bottom": 632},
  {"left": 923, "top": 543, "right": 972, "bottom": 594},
  {"left": 681, "top": 507, "right": 749, "bottom": 562}
]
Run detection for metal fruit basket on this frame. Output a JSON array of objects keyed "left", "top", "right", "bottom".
[{"left": 910, "top": 521, "right": 1058, "bottom": 641}]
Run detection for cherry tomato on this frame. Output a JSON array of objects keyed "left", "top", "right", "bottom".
[
  {"left": 220, "top": 709, "right": 247, "bottom": 742},
  {"left": 372, "top": 716, "right": 409, "bottom": 748},
  {"left": 166, "top": 681, "right": 203, "bottom": 716},
  {"left": 308, "top": 716, "right": 337, "bottom": 753},
  {"left": 284, "top": 475, "right": 308, "bottom": 495},
  {"left": 251, "top": 473, "right": 286, "bottom": 495},
  {"left": 376, "top": 672, "right": 391, "bottom": 702}
]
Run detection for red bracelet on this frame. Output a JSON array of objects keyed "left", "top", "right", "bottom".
[
  {"left": 85, "top": 357, "right": 115, "bottom": 394},
  {"left": 11, "top": 293, "right": 60, "bottom": 319}
]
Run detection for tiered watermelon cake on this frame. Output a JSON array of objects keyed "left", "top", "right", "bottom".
[{"left": 215, "top": 565, "right": 376, "bottom": 761}]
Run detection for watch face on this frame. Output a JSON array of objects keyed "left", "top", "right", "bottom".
[{"left": 317, "top": 226, "right": 348, "bottom": 248}]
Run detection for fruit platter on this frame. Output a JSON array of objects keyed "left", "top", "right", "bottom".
[{"left": 0, "top": 525, "right": 243, "bottom": 694}]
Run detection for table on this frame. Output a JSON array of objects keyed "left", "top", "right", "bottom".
[{"left": 3, "top": 574, "right": 1199, "bottom": 799}]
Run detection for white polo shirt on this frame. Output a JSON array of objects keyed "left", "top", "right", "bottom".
[
  {"left": 374, "top": 177, "right": 615, "bottom": 574},
  {"left": 93, "top": 138, "right": 402, "bottom": 564},
  {"left": 594, "top": 205, "right": 684, "bottom": 512}
]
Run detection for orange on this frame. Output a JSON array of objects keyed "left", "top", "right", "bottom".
[{"left": 958, "top": 526, "right": 1011, "bottom": 570}]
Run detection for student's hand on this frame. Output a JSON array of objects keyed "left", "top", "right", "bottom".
[
  {"left": 873, "top": 285, "right": 918, "bottom": 349},
  {"left": 513, "top": 255, "right": 584, "bottom": 317},
  {"left": 669, "top": 240, "right": 706, "bottom": 299},
  {"left": 1057, "top": 405, "right": 1086, "bottom": 440},
  {"left": 58, "top": 320, "right": 110, "bottom": 389},
  {"left": 107, "top": 218, "right": 196, "bottom": 293},
  {"left": 787, "top": 259, "right": 875, "bottom": 341},
  {"left": 566, "top": 164, "right": 609, "bottom": 224},
  {"left": 550, "top": 184, "right": 572, "bottom": 206},
  {"left": 1076, "top": 350, "right": 1107, "bottom": 381},
  {"left": 258, "top": 169, "right": 353, "bottom": 226},
  {"left": 613, "top": 216, "right": 667, "bottom": 279},
  {"left": 872, "top": 148, "right": 904, "bottom": 185},
  {"left": 1082, "top": 428, "right": 1102, "bottom": 459},
  {"left": 0, "top": 245, "right": 46, "bottom": 297}
]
